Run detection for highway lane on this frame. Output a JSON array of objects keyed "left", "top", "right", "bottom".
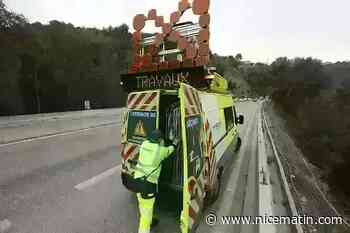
[
  {"left": 197, "top": 101, "right": 260, "bottom": 233},
  {"left": 0, "top": 102, "right": 260, "bottom": 233}
]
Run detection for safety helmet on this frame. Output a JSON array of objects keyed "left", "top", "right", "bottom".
[{"left": 149, "top": 129, "right": 162, "bottom": 143}]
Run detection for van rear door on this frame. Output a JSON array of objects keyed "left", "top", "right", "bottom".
[
  {"left": 121, "top": 90, "right": 160, "bottom": 174},
  {"left": 179, "top": 83, "right": 206, "bottom": 233}
]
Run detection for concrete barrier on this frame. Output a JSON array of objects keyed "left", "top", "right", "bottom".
[{"left": 0, "top": 108, "right": 124, "bottom": 145}]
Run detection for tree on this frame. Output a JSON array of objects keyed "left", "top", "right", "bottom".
[
  {"left": 0, "top": 2, "right": 132, "bottom": 115},
  {"left": 235, "top": 53, "right": 242, "bottom": 61},
  {"left": 0, "top": 0, "right": 26, "bottom": 30}
]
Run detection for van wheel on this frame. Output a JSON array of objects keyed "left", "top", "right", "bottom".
[
  {"left": 235, "top": 137, "right": 242, "bottom": 152},
  {"left": 205, "top": 168, "right": 222, "bottom": 206}
]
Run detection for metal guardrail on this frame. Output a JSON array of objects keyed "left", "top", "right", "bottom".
[
  {"left": 262, "top": 103, "right": 350, "bottom": 230},
  {"left": 261, "top": 104, "right": 304, "bottom": 233},
  {"left": 258, "top": 104, "right": 277, "bottom": 233}
]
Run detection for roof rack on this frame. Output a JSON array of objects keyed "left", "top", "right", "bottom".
[
  {"left": 127, "top": 0, "right": 211, "bottom": 74},
  {"left": 143, "top": 22, "right": 200, "bottom": 46},
  {"left": 121, "top": 0, "right": 218, "bottom": 92}
]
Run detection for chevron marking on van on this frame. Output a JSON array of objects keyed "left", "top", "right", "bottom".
[
  {"left": 122, "top": 143, "right": 139, "bottom": 161},
  {"left": 183, "top": 85, "right": 202, "bottom": 116},
  {"left": 127, "top": 91, "right": 159, "bottom": 111},
  {"left": 204, "top": 119, "right": 218, "bottom": 188}
]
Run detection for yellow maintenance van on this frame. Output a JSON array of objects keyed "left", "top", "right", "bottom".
[
  {"left": 119, "top": 2, "right": 244, "bottom": 232},
  {"left": 120, "top": 71, "right": 244, "bottom": 232}
]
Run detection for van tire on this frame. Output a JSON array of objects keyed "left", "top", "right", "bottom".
[
  {"left": 205, "top": 167, "right": 223, "bottom": 206},
  {"left": 235, "top": 137, "right": 242, "bottom": 152}
]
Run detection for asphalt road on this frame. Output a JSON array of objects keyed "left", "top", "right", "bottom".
[
  {"left": 0, "top": 102, "right": 260, "bottom": 233},
  {"left": 198, "top": 101, "right": 260, "bottom": 233}
]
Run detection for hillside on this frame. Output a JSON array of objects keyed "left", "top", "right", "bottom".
[
  {"left": 0, "top": 1, "right": 131, "bottom": 115},
  {"left": 210, "top": 54, "right": 252, "bottom": 97},
  {"left": 324, "top": 62, "right": 350, "bottom": 89}
]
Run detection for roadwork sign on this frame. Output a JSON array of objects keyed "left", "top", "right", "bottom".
[{"left": 127, "top": 111, "right": 157, "bottom": 144}]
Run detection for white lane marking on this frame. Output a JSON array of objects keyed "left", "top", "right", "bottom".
[
  {"left": 0, "top": 122, "right": 120, "bottom": 148},
  {"left": 0, "top": 219, "right": 12, "bottom": 233},
  {"left": 74, "top": 165, "right": 122, "bottom": 191}
]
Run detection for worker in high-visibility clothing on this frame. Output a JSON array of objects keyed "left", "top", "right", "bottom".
[{"left": 134, "top": 129, "right": 177, "bottom": 233}]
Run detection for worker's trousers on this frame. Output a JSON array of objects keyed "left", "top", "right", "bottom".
[{"left": 137, "top": 193, "right": 156, "bottom": 233}]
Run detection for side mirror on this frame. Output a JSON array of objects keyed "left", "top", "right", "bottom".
[{"left": 237, "top": 115, "right": 244, "bottom": 124}]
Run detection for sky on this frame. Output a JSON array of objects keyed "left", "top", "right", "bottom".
[{"left": 4, "top": 0, "right": 350, "bottom": 63}]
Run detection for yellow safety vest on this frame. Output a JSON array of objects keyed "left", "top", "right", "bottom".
[{"left": 134, "top": 140, "right": 175, "bottom": 184}]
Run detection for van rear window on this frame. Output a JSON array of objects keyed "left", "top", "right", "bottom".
[{"left": 127, "top": 111, "right": 157, "bottom": 144}]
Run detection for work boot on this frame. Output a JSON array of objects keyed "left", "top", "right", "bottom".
[{"left": 151, "top": 218, "right": 159, "bottom": 228}]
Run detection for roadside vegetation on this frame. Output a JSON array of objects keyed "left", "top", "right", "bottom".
[
  {"left": 243, "top": 57, "right": 350, "bottom": 209},
  {"left": 0, "top": 1, "right": 130, "bottom": 115},
  {"left": 210, "top": 53, "right": 252, "bottom": 97}
]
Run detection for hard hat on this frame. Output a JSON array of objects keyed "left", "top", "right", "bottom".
[{"left": 149, "top": 129, "right": 162, "bottom": 143}]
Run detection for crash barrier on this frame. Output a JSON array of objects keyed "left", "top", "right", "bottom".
[
  {"left": 262, "top": 104, "right": 350, "bottom": 229},
  {"left": 261, "top": 107, "right": 303, "bottom": 233},
  {"left": 0, "top": 108, "right": 123, "bottom": 145}
]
